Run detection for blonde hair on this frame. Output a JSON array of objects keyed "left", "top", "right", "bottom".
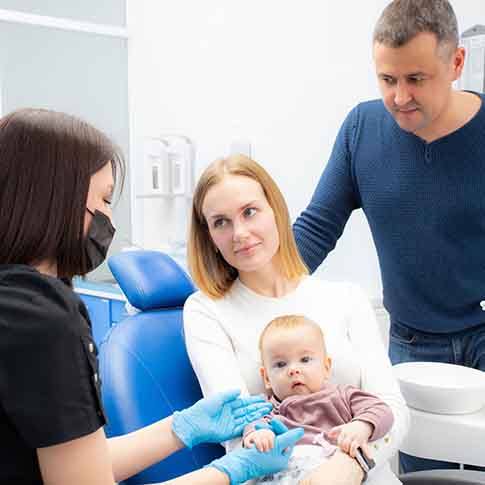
[
  {"left": 188, "top": 155, "right": 308, "bottom": 298},
  {"left": 258, "top": 314, "right": 326, "bottom": 359}
]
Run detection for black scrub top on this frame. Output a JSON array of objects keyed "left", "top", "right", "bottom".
[{"left": 0, "top": 265, "right": 106, "bottom": 484}]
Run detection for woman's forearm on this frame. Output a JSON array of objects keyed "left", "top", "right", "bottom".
[
  {"left": 302, "top": 449, "right": 365, "bottom": 485},
  {"left": 108, "top": 419, "right": 230, "bottom": 485},
  {"left": 164, "top": 466, "right": 230, "bottom": 485},
  {"left": 107, "top": 416, "right": 185, "bottom": 482},
  {"left": 334, "top": 449, "right": 365, "bottom": 481}
]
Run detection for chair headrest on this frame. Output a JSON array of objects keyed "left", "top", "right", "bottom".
[{"left": 108, "top": 250, "right": 195, "bottom": 310}]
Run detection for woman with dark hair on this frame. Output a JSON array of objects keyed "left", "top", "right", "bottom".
[{"left": 0, "top": 108, "right": 303, "bottom": 485}]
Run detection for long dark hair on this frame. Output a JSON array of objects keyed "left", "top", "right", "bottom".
[{"left": 0, "top": 108, "right": 125, "bottom": 279}]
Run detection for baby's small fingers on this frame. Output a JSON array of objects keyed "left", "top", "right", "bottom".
[
  {"left": 349, "top": 440, "right": 359, "bottom": 458},
  {"left": 245, "top": 439, "right": 254, "bottom": 449},
  {"left": 339, "top": 436, "right": 351, "bottom": 454},
  {"left": 337, "top": 433, "right": 345, "bottom": 448},
  {"left": 264, "top": 437, "right": 272, "bottom": 452}
]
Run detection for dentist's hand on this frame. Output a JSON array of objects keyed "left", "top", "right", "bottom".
[
  {"left": 172, "top": 389, "right": 272, "bottom": 448},
  {"left": 210, "top": 419, "right": 304, "bottom": 484}
]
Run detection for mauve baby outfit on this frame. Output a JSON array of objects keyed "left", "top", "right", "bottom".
[{"left": 244, "top": 383, "right": 394, "bottom": 449}]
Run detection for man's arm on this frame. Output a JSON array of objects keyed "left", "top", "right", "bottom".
[{"left": 293, "top": 107, "right": 361, "bottom": 272}]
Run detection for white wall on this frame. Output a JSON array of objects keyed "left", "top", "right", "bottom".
[
  {"left": 127, "top": 0, "right": 485, "bottom": 302},
  {"left": 0, "top": 3, "right": 130, "bottom": 283}
]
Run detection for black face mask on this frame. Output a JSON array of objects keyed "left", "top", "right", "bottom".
[{"left": 84, "top": 209, "right": 116, "bottom": 272}]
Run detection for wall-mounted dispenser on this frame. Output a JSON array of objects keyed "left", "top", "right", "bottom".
[
  {"left": 142, "top": 136, "right": 171, "bottom": 195},
  {"left": 459, "top": 25, "right": 485, "bottom": 93},
  {"left": 136, "top": 134, "right": 195, "bottom": 260},
  {"left": 139, "top": 135, "right": 195, "bottom": 198},
  {"left": 162, "top": 134, "right": 195, "bottom": 196}
]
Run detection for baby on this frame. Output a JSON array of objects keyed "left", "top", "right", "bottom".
[{"left": 243, "top": 314, "right": 394, "bottom": 484}]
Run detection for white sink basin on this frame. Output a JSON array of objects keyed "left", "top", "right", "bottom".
[{"left": 393, "top": 362, "right": 485, "bottom": 415}]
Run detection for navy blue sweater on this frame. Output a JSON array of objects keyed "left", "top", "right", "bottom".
[{"left": 294, "top": 93, "right": 485, "bottom": 333}]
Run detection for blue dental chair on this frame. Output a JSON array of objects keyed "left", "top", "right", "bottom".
[{"left": 99, "top": 250, "right": 224, "bottom": 484}]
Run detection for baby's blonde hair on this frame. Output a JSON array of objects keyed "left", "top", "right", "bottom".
[{"left": 258, "top": 314, "right": 327, "bottom": 362}]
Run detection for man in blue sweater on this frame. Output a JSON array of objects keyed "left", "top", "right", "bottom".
[{"left": 294, "top": 0, "right": 485, "bottom": 474}]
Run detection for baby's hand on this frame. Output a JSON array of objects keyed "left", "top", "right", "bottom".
[
  {"left": 243, "top": 428, "right": 276, "bottom": 452},
  {"left": 325, "top": 420, "right": 373, "bottom": 458}
]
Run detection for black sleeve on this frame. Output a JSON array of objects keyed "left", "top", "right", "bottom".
[{"left": 0, "top": 273, "right": 105, "bottom": 448}]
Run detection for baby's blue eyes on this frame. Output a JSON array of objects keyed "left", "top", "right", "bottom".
[{"left": 273, "top": 356, "right": 312, "bottom": 369}]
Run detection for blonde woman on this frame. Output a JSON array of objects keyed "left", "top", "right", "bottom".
[{"left": 184, "top": 155, "right": 409, "bottom": 485}]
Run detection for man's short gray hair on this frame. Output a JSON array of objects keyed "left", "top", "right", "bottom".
[{"left": 373, "top": 0, "right": 459, "bottom": 56}]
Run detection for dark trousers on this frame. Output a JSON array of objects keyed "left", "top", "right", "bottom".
[{"left": 388, "top": 319, "right": 485, "bottom": 474}]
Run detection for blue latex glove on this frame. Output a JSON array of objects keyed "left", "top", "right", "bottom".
[
  {"left": 172, "top": 389, "right": 272, "bottom": 448},
  {"left": 209, "top": 419, "right": 304, "bottom": 484}
]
